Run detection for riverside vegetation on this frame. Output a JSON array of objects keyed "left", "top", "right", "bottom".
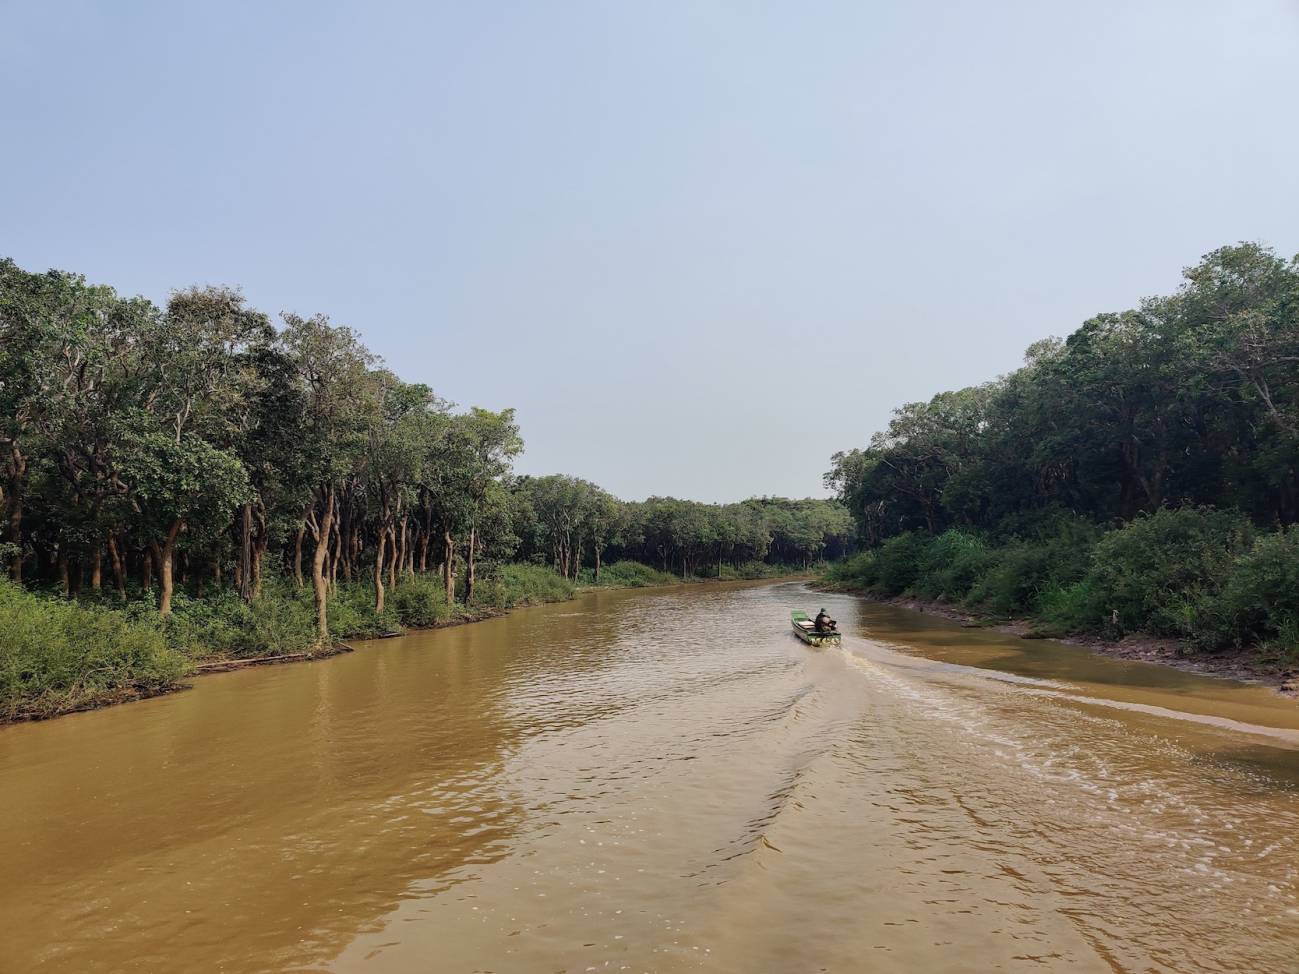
[
  {"left": 0, "top": 258, "right": 852, "bottom": 721},
  {"left": 825, "top": 243, "right": 1299, "bottom": 668}
]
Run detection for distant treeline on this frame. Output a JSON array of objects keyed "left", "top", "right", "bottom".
[
  {"left": 510, "top": 479, "right": 853, "bottom": 580},
  {"left": 0, "top": 257, "right": 850, "bottom": 642},
  {"left": 826, "top": 243, "right": 1299, "bottom": 656}
]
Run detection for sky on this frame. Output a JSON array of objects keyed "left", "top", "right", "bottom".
[{"left": 3, "top": 1, "right": 1298, "bottom": 502}]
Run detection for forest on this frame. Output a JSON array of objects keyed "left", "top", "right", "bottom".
[
  {"left": 0, "top": 257, "right": 851, "bottom": 719},
  {"left": 826, "top": 243, "right": 1299, "bottom": 658}
]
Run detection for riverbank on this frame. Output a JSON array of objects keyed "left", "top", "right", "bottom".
[
  {"left": 1, "top": 562, "right": 814, "bottom": 725},
  {"left": 822, "top": 585, "right": 1299, "bottom": 697}
]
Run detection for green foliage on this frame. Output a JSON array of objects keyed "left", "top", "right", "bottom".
[
  {"left": 388, "top": 576, "right": 453, "bottom": 628},
  {"left": 491, "top": 564, "right": 576, "bottom": 607},
  {"left": 326, "top": 583, "right": 402, "bottom": 639},
  {"left": 584, "top": 560, "right": 679, "bottom": 587},
  {"left": 967, "top": 535, "right": 1094, "bottom": 616},
  {"left": 1034, "top": 580, "right": 1104, "bottom": 634},
  {"left": 0, "top": 578, "right": 187, "bottom": 719},
  {"left": 159, "top": 588, "right": 318, "bottom": 658},
  {"left": 1209, "top": 530, "right": 1299, "bottom": 657},
  {"left": 822, "top": 550, "right": 877, "bottom": 589},
  {"left": 716, "top": 561, "right": 806, "bottom": 580},
  {"left": 825, "top": 243, "right": 1299, "bottom": 655},
  {"left": 911, "top": 531, "right": 992, "bottom": 601},
  {"left": 869, "top": 533, "right": 931, "bottom": 595},
  {"left": 1086, "top": 507, "right": 1253, "bottom": 638}
]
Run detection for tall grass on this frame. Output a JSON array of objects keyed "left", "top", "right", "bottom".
[
  {"left": 582, "top": 560, "right": 678, "bottom": 587},
  {"left": 487, "top": 564, "right": 577, "bottom": 607},
  {"left": 0, "top": 578, "right": 188, "bottom": 719}
]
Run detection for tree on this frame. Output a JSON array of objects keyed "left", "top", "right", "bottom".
[{"left": 281, "top": 313, "right": 375, "bottom": 644}]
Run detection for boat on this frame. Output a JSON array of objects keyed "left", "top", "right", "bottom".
[{"left": 791, "top": 610, "right": 841, "bottom": 646}]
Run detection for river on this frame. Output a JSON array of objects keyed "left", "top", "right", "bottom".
[{"left": 2, "top": 580, "right": 1298, "bottom": 973}]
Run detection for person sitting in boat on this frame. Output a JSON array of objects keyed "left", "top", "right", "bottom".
[{"left": 814, "top": 609, "right": 836, "bottom": 633}]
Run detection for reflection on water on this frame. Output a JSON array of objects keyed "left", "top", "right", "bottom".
[{"left": 2, "top": 582, "right": 1298, "bottom": 972}]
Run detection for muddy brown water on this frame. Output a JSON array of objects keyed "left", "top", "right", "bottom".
[{"left": 3, "top": 581, "right": 1298, "bottom": 973}]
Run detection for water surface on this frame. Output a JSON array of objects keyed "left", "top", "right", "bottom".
[{"left": 2, "top": 581, "right": 1297, "bottom": 972}]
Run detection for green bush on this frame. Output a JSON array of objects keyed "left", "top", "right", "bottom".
[
  {"left": 495, "top": 564, "right": 576, "bottom": 606},
  {"left": 389, "top": 575, "right": 452, "bottom": 628},
  {"left": 1211, "top": 530, "right": 1299, "bottom": 656},
  {"left": 968, "top": 543, "right": 1055, "bottom": 615},
  {"left": 160, "top": 586, "right": 318, "bottom": 658},
  {"left": 822, "top": 550, "right": 878, "bottom": 589},
  {"left": 912, "top": 531, "right": 992, "bottom": 601},
  {"left": 0, "top": 578, "right": 188, "bottom": 719},
  {"left": 164, "top": 590, "right": 254, "bottom": 657},
  {"left": 327, "top": 581, "right": 401, "bottom": 639},
  {"left": 1035, "top": 579, "right": 1104, "bottom": 634},
  {"left": 244, "top": 595, "right": 317, "bottom": 655},
  {"left": 585, "top": 560, "right": 679, "bottom": 587},
  {"left": 719, "top": 561, "right": 806, "bottom": 580},
  {"left": 871, "top": 532, "right": 931, "bottom": 595},
  {"left": 965, "top": 520, "right": 1098, "bottom": 616},
  {"left": 1086, "top": 507, "right": 1253, "bottom": 638}
]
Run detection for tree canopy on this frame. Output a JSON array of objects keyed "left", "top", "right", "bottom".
[{"left": 1, "top": 257, "right": 851, "bottom": 643}]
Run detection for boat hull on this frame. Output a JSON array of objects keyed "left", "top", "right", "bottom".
[{"left": 791, "top": 611, "right": 841, "bottom": 646}]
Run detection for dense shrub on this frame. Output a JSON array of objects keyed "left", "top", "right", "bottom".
[
  {"left": 0, "top": 578, "right": 188, "bottom": 718},
  {"left": 244, "top": 595, "right": 318, "bottom": 655},
  {"left": 1035, "top": 579, "right": 1104, "bottom": 634},
  {"left": 1211, "top": 530, "right": 1299, "bottom": 656},
  {"left": 583, "top": 560, "right": 679, "bottom": 587},
  {"left": 1085, "top": 507, "right": 1253, "bottom": 638},
  {"left": 327, "top": 582, "right": 402, "bottom": 639},
  {"left": 720, "top": 561, "right": 807, "bottom": 580},
  {"left": 389, "top": 576, "right": 452, "bottom": 628},
  {"left": 822, "top": 550, "right": 877, "bottom": 589},
  {"left": 965, "top": 518, "right": 1098, "bottom": 616},
  {"left": 494, "top": 564, "right": 576, "bottom": 606},
  {"left": 911, "top": 531, "right": 992, "bottom": 601},
  {"left": 871, "top": 533, "right": 931, "bottom": 594}
]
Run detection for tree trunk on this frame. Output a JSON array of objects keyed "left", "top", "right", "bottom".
[
  {"left": 252, "top": 536, "right": 266, "bottom": 599},
  {"left": 155, "top": 520, "right": 183, "bottom": 616},
  {"left": 329, "top": 519, "right": 341, "bottom": 590},
  {"left": 373, "top": 527, "right": 386, "bottom": 614},
  {"left": 107, "top": 536, "right": 127, "bottom": 601},
  {"left": 239, "top": 502, "right": 254, "bottom": 602},
  {"left": 57, "top": 552, "right": 70, "bottom": 597},
  {"left": 338, "top": 498, "right": 353, "bottom": 583},
  {"left": 467, "top": 526, "right": 476, "bottom": 603},
  {"left": 5, "top": 490, "right": 21, "bottom": 582},
  {"left": 4, "top": 447, "right": 26, "bottom": 582},
  {"left": 443, "top": 530, "right": 455, "bottom": 603},
  {"left": 310, "top": 488, "right": 336, "bottom": 645},
  {"left": 91, "top": 545, "right": 103, "bottom": 590},
  {"left": 293, "top": 524, "right": 305, "bottom": 588},
  {"left": 594, "top": 545, "right": 601, "bottom": 583}
]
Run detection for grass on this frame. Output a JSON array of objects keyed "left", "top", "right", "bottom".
[{"left": 0, "top": 578, "right": 188, "bottom": 721}]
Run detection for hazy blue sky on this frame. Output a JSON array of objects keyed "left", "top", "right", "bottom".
[{"left": 4, "top": 2, "right": 1298, "bottom": 501}]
